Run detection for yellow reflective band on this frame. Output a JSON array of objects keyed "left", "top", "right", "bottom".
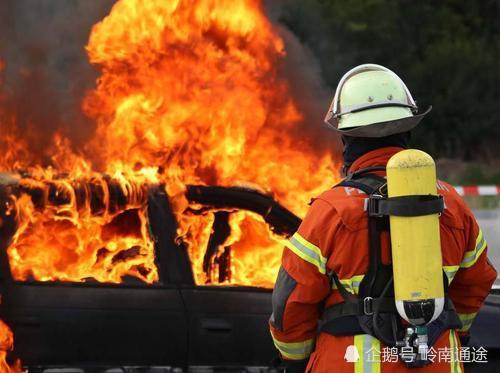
[
  {"left": 461, "top": 230, "right": 487, "bottom": 268},
  {"left": 286, "top": 233, "right": 327, "bottom": 274},
  {"left": 270, "top": 333, "right": 314, "bottom": 360},
  {"left": 335, "top": 266, "right": 459, "bottom": 293},
  {"left": 338, "top": 274, "right": 366, "bottom": 295},
  {"left": 449, "top": 330, "right": 462, "bottom": 373},
  {"left": 354, "top": 335, "right": 364, "bottom": 373},
  {"left": 354, "top": 334, "right": 381, "bottom": 373},
  {"left": 457, "top": 312, "right": 478, "bottom": 332},
  {"left": 443, "top": 265, "right": 459, "bottom": 284}
]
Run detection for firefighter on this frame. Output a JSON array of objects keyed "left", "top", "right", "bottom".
[{"left": 269, "top": 64, "right": 497, "bottom": 372}]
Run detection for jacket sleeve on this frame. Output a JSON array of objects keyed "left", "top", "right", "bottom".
[
  {"left": 448, "top": 206, "right": 497, "bottom": 337},
  {"left": 269, "top": 198, "right": 339, "bottom": 361}
]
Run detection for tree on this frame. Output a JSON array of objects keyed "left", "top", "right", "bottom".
[{"left": 279, "top": 0, "right": 500, "bottom": 160}]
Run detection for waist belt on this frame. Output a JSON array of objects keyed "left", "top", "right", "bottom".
[{"left": 320, "top": 297, "right": 459, "bottom": 335}]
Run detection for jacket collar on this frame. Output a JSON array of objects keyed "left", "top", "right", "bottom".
[{"left": 348, "top": 146, "right": 405, "bottom": 174}]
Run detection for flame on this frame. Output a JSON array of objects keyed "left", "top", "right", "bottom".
[
  {"left": 227, "top": 212, "right": 288, "bottom": 287},
  {"left": 0, "top": 320, "right": 23, "bottom": 373},
  {"left": 0, "top": 1, "right": 341, "bottom": 366},
  {"left": 0, "top": 0, "right": 338, "bottom": 291},
  {"left": 82, "top": 0, "right": 337, "bottom": 286},
  {"left": 8, "top": 175, "right": 158, "bottom": 283}
]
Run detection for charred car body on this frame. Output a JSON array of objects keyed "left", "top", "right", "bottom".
[{"left": 0, "top": 176, "right": 299, "bottom": 371}]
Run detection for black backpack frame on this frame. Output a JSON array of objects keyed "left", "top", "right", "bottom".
[{"left": 319, "top": 167, "right": 462, "bottom": 366}]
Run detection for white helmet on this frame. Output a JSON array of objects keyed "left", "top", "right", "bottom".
[{"left": 324, "top": 64, "right": 431, "bottom": 137}]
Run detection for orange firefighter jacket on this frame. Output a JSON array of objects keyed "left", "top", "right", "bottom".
[{"left": 269, "top": 147, "right": 497, "bottom": 372}]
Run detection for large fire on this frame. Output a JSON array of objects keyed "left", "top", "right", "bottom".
[
  {"left": 1, "top": 0, "right": 337, "bottom": 287},
  {"left": 81, "top": 0, "right": 337, "bottom": 285},
  {"left": 0, "top": 0, "right": 337, "bottom": 368}
]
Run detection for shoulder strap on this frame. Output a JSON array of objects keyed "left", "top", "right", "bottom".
[
  {"left": 332, "top": 168, "right": 390, "bottom": 300},
  {"left": 335, "top": 166, "right": 387, "bottom": 195},
  {"left": 337, "top": 175, "right": 386, "bottom": 195}
]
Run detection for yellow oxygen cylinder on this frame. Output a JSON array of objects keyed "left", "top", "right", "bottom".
[{"left": 386, "top": 149, "right": 444, "bottom": 326}]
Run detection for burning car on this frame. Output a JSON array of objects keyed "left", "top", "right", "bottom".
[
  {"left": 0, "top": 175, "right": 499, "bottom": 373},
  {"left": 0, "top": 0, "right": 336, "bottom": 370},
  {"left": 0, "top": 174, "right": 301, "bottom": 371}
]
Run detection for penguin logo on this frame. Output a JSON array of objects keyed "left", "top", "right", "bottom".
[{"left": 344, "top": 345, "right": 360, "bottom": 362}]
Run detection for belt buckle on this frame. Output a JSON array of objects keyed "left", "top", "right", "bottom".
[
  {"left": 368, "top": 195, "right": 384, "bottom": 217},
  {"left": 363, "top": 297, "right": 374, "bottom": 315}
]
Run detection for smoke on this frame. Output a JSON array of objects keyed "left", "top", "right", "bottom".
[
  {"left": 0, "top": 0, "right": 340, "bottom": 169},
  {"left": 0, "top": 0, "right": 115, "bottom": 165},
  {"left": 265, "top": 1, "right": 341, "bottom": 159}
]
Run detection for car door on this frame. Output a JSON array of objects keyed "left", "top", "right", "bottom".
[
  {"left": 181, "top": 285, "right": 275, "bottom": 369},
  {"left": 0, "top": 281, "right": 187, "bottom": 367},
  {"left": 179, "top": 209, "right": 277, "bottom": 369},
  {"left": 0, "top": 187, "right": 190, "bottom": 368},
  {"left": 180, "top": 186, "right": 301, "bottom": 369}
]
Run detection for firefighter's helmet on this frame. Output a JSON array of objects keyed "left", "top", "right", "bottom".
[{"left": 324, "top": 64, "right": 431, "bottom": 137}]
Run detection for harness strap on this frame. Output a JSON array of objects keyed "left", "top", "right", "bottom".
[
  {"left": 361, "top": 214, "right": 385, "bottom": 297},
  {"left": 338, "top": 175, "right": 386, "bottom": 196},
  {"left": 320, "top": 297, "right": 397, "bottom": 323},
  {"left": 329, "top": 271, "right": 358, "bottom": 302},
  {"left": 321, "top": 297, "right": 457, "bottom": 325},
  {"left": 338, "top": 165, "right": 386, "bottom": 191},
  {"left": 334, "top": 172, "right": 389, "bottom": 301},
  {"left": 370, "top": 195, "right": 444, "bottom": 217},
  {"left": 345, "top": 166, "right": 387, "bottom": 180}
]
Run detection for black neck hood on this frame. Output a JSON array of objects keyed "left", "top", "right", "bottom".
[{"left": 342, "top": 132, "right": 411, "bottom": 174}]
